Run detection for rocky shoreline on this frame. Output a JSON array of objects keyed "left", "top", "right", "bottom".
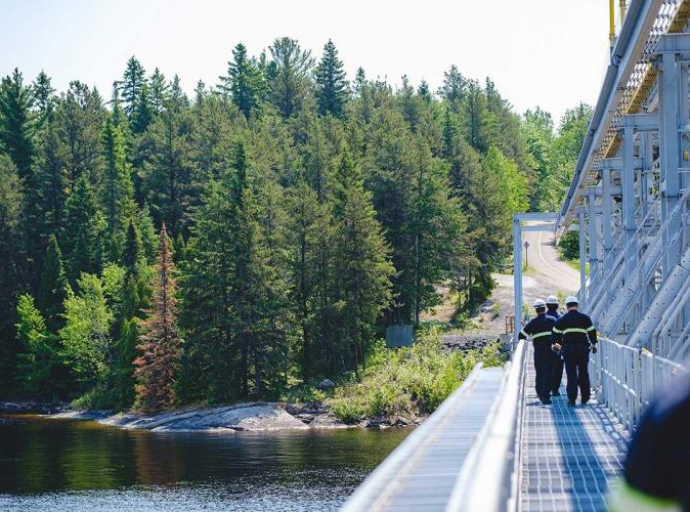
[{"left": 1, "top": 401, "right": 421, "bottom": 432}]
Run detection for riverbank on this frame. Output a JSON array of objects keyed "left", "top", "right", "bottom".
[
  {"left": 48, "top": 401, "right": 421, "bottom": 432},
  {"left": 4, "top": 329, "right": 505, "bottom": 433}
]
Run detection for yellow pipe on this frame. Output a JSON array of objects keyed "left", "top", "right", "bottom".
[{"left": 609, "top": 0, "right": 616, "bottom": 48}]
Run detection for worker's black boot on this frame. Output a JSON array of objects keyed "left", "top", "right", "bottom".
[{"left": 567, "top": 400, "right": 576, "bottom": 407}]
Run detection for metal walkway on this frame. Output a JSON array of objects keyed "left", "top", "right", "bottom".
[
  {"left": 343, "top": 365, "right": 504, "bottom": 511},
  {"left": 518, "top": 345, "right": 628, "bottom": 512}
]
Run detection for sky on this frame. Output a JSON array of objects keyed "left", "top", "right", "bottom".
[{"left": 0, "top": 0, "right": 611, "bottom": 125}]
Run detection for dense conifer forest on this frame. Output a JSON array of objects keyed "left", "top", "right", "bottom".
[{"left": 0, "top": 38, "right": 590, "bottom": 409}]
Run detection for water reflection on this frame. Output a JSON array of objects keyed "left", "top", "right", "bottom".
[{"left": 0, "top": 415, "right": 410, "bottom": 511}]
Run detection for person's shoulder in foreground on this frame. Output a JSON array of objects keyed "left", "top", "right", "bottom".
[{"left": 609, "top": 374, "right": 690, "bottom": 511}]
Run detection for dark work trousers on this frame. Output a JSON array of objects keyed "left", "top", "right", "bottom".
[
  {"left": 552, "top": 352, "right": 564, "bottom": 393},
  {"left": 563, "top": 344, "right": 591, "bottom": 402},
  {"left": 533, "top": 345, "right": 554, "bottom": 400}
]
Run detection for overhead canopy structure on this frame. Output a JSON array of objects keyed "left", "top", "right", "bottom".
[{"left": 557, "top": 0, "right": 690, "bottom": 235}]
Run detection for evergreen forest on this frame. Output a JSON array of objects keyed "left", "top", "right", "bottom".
[{"left": 0, "top": 38, "right": 591, "bottom": 409}]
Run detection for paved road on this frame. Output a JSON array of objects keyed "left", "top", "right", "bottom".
[{"left": 521, "top": 223, "right": 580, "bottom": 299}]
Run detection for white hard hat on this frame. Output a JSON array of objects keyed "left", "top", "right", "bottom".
[
  {"left": 533, "top": 299, "right": 546, "bottom": 308},
  {"left": 546, "top": 295, "right": 559, "bottom": 305},
  {"left": 565, "top": 295, "right": 579, "bottom": 305}
]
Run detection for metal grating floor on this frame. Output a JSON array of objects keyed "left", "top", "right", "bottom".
[
  {"left": 374, "top": 367, "right": 505, "bottom": 511},
  {"left": 519, "top": 345, "right": 629, "bottom": 512}
]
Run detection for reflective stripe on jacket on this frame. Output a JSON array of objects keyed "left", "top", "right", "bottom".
[
  {"left": 550, "top": 310, "right": 597, "bottom": 346},
  {"left": 518, "top": 313, "right": 556, "bottom": 348}
]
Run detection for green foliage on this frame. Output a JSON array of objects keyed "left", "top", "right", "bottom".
[
  {"left": 329, "top": 328, "right": 479, "bottom": 422},
  {"left": 220, "top": 43, "right": 263, "bottom": 118},
  {"left": 3, "top": 46, "right": 582, "bottom": 407},
  {"left": 558, "top": 230, "right": 580, "bottom": 261},
  {"left": 120, "top": 56, "right": 146, "bottom": 120},
  {"left": 268, "top": 37, "right": 315, "bottom": 118},
  {"left": 0, "top": 154, "right": 24, "bottom": 393},
  {"left": 60, "top": 273, "right": 114, "bottom": 392},
  {"left": 102, "top": 117, "right": 135, "bottom": 261},
  {"left": 37, "top": 235, "right": 69, "bottom": 332},
  {"left": 315, "top": 40, "right": 348, "bottom": 117},
  {"left": 0, "top": 68, "right": 35, "bottom": 177},
  {"left": 15, "top": 294, "right": 61, "bottom": 399}
]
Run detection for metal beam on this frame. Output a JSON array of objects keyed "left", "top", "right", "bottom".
[
  {"left": 514, "top": 212, "right": 558, "bottom": 222},
  {"left": 513, "top": 218, "right": 522, "bottom": 343},
  {"left": 601, "top": 157, "right": 644, "bottom": 170},
  {"left": 657, "top": 32, "right": 690, "bottom": 54},
  {"left": 557, "top": 0, "right": 663, "bottom": 234},
  {"left": 658, "top": 48, "right": 683, "bottom": 276},
  {"left": 620, "top": 113, "right": 659, "bottom": 131},
  {"left": 520, "top": 224, "right": 556, "bottom": 233},
  {"left": 588, "top": 191, "right": 599, "bottom": 288},
  {"left": 602, "top": 167, "right": 613, "bottom": 272},
  {"left": 578, "top": 208, "right": 587, "bottom": 304}
]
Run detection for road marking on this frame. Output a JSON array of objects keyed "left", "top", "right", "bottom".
[{"left": 536, "top": 230, "right": 579, "bottom": 291}]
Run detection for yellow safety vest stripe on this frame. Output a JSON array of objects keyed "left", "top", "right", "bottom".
[
  {"left": 562, "top": 328, "right": 589, "bottom": 335},
  {"left": 552, "top": 327, "right": 563, "bottom": 333},
  {"left": 586, "top": 325, "right": 596, "bottom": 332},
  {"left": 608, "top": 480, "right": 681, "bottom": 512},
  {"left": 520, "top": 329, "right": 528, "bottom": 337},
  {"left": 532, "top": 331, "right": 552, "bottom": 339}
]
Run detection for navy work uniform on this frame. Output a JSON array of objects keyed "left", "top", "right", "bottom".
[
  {"left": 551, "top": 296, "right": 597, "bottom": 406},
  {"left": 519, "top": 299, "right": 557, "bottom": 404},
  {"left": 546, "top": 295, "right": 564, "bottom": 395},
  {"left": 609, "top": 374, "right": 690, "bottom": 511}
]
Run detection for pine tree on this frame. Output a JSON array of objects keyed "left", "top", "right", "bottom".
[
  {"left": 102, "top": 117, "right": 134, "bottom": 260},
  {"left": 15, "top": 294, "right": 60, "bottom": 398},
  {"left": 400, "top": 75, "right": 421, "bottom": 132},
  {"left": 418, "top": 80, "right": 432, "bottom": 103},
  {"left": 119, "top": 56, "right": 147, "bottom": 120},
  {"left": 132, "top": 82, "right": 153, "bottom": 134},
  {"left": 353, "top": 67, "right": 367, "bottom": 97},
  {"left": 220, "top": 43, "right": 261, "bottom": 118},
  {"left": 407, "top": 138, "right": 466, "bottom": 324},
  {"left": 0, "top": 68, "right": 35, "bottom": 178},
  {"left": 0, "top": 154, "right": 24, "bottom": 395},
  {"left": 285, "top": 179, "right": 322, "bottom": 378},
  {"left": 35, "top": 126, "right": 67, "bottom": 234},
  {"left": 137, "top": 204, "right": 159, "bottom": 264},
  {"left": 135, "top": 224, "right": 181, "bottom": 412},
  {"left": 440, "top": 65, "right": 467, "bottom": 102},
  {"left": 331, "top": 151, "right": 393, "bottom": 372},
  {"left": 464, "top": 80, "right": 490, "bottom": 153},
  {"left": 170, "top": 75, "right": 187, "bottom": 107},
  {"left": 110, "top": 83, "right": 128, "bottom": 132},
  {"left": 37, "top": 235, "right": 68, "bottom": 332},
  {"left": 57, "top": 81, "right": 106, "bottom": 184},
  {"left": 268, "top": 37, "right": 315, "bottom": 118},
  {"left": 442, "top": 107, "right": 458, "bottom": 158},
  {"left": 63, "top": 176, "right": 104, "bottom": 282},
  {"left": 315, "top": 39, "right": 348, "bottom": 117},
  {"left": 149, "top": 68, "right": 169, "bottom": 113},
  {"left": 32, "top": 71, "right": 56, "bottom": 127},
  {"left": 144, "top": 101, "right": 194, "bottom": 236}
]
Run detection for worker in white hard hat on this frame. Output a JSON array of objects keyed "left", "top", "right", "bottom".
[
  {"left": 545, "top": 295, "right": 564, "bottom": 396},
  {"left": 518, "top": 298, "right": 557, "bottom": 404},
  {"left": 551, "top": 296, "right": 598, "bottom": 406}
]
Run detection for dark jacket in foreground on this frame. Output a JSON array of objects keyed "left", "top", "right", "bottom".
[
  {"left": 519, "top": 314, "right": 557, "bottom": 348},
  {"left": 551, "top": 310, "right": 597, "bottom": 346}
]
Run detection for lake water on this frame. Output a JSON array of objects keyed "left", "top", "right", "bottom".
[{"left": 0, "top": 414, "right": 410, "bottom": 511}]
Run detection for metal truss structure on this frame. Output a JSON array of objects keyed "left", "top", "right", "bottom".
[{"left": 559, "top": 0, "right": 690, "bottom": 364}]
